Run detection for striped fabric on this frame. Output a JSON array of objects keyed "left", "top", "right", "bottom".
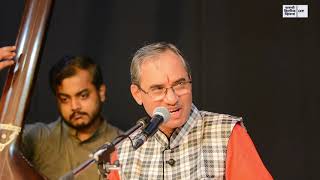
[{"left": 117, "top": 104, "right": 242, "bottom": 180}]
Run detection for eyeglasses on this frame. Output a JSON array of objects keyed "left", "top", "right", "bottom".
[{"left": 137, "top": 80, "right": 192, "bottom": 101}]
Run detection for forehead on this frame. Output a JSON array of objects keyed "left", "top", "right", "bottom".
[
  {"left": 57, "top": 69, "right": 94, "bottom": 95},
  {"left": 139, "top": 50, "right": 188, "bottom": 86}
]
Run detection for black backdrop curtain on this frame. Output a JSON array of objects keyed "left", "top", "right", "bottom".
[{"left": 0, "top": 0, "right": 319, "bottom": 179}]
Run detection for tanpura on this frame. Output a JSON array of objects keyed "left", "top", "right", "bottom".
[{"left": 0, "top": 0, "right": 53, "bottom": 179}]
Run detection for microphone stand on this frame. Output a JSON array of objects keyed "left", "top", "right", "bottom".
[{"left": 59, "top": 118, "right": 149, "bottom": 180}]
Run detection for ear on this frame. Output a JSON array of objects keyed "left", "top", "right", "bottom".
[
  {"left": 130, "top": 84, "right": 142, "bottom": 105},
  {"left": 99, "top": 84, "right": 107, "bottom": 102}
]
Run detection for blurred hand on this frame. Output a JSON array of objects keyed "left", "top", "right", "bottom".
[{"left": 0, "top": 46, "right": 16, "bottom": 70}]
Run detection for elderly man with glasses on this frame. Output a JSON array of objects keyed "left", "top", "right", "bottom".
[{"left": 117, "top": 42, "right": 273, "bottom": 180}]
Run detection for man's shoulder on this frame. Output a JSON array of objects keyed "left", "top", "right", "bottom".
[
  {"left": 195, "top": 110, "right": 243, "bottom": 132},
  {"left": 105, "top": 121, "right": 123, "bottom": 135},
  {"left": 23, "top": 120, "right": 60, "bottom": 138},
  {"left": 21, "top": 120, "right": 61, "bottom": 158},
  {"left": 99, "top": 119, "right": 123, "bottom": 143},
  {"left": 195, "top": 111, "right": 243, "bottom": 143},
  {"left": 198, "top": 110, "right": 242, "bottom": 123}
]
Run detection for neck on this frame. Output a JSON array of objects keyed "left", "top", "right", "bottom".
[
  {"left": 159, "top": 125, "right": 174, "bottom": 138},
  {"left": 76, "top": 116, "right": 102, "bottom": 141}
]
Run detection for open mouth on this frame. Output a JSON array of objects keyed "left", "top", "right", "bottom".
[{"left": 169, "top": 108, "right": 181, "bottom": 114}]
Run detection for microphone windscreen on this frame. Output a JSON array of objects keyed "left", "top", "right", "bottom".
[{"left": 153, "top": 107, "right": 170, "bottom": 122}]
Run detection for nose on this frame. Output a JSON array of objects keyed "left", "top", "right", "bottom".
[
  {"left": 71, "top": 98, "right": 81, "bottom": 111},
  {"left": 163, "top": 87, "right": 178, "bottom": 105}
]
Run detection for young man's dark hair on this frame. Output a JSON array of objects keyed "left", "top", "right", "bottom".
[{"left": 49, "top": 55, "right": 103, "bottom": 94}]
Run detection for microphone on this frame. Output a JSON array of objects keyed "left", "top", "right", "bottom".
[{"left": 132, "top": 107, "right": 170, "bottom": 150}]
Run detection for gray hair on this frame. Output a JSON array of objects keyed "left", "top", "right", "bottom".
[{"left": 130, "top": 42, "right": 191, "bottom": 85}]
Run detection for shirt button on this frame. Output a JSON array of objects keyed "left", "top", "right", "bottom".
[{"left": 166, "top": 159, "right": 175, "bottom": 166}]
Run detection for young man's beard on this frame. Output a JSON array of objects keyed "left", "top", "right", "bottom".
[{"left": 63, "top": 102, "right": 102, "bottom": 131}]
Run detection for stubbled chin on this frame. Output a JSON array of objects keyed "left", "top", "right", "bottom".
[
  {"left": 162, "top": 117, "right": 185, "bottom": 130},
  {"left": 163, "top": 110, "right": 186, "bottom": 128}
]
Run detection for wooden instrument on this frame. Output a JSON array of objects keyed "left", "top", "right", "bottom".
[{"left": 0, "top": 0, "right": 53, "bottom": 179}]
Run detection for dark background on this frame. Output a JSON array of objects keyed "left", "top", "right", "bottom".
[{"left": 1, "top": 0, "right": 319, "bottom": 179}]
